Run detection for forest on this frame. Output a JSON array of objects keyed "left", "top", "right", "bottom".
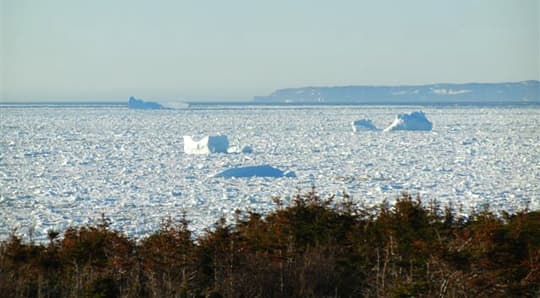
[{"left": 1, "top": 191, "right": 539, "bottom": 297}]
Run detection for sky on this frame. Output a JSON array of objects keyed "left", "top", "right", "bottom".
[{"left": 1, "top": 0, "right": 539, "bottom": 102}]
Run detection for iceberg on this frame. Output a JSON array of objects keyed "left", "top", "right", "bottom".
[
  {"left": 128, "top": 96, "right": 188, "bottom": 109},
  {"left": 351, "top": 119, "right": 378, "bottom": 132},
  {"left": 214, "top": 165, "right": 296, "bottom": 178},
  {"left": 384, "top": 111, "right": 433, "bottom": 132},
  {"left": 227, "top": 145, "right": 254, "bottom": 154},
  {"left": 183, "top": 135, "right": 229, "bottom": 154},
  {"left": 128, "top": 96, "right": 166, "bottom": 110}
]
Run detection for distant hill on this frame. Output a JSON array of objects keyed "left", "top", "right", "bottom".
[{"left": 254, "top": 81, "right": 540, "bottom": 104}]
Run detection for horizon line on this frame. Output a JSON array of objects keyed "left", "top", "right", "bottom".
[{"left": 1, "top": 79, "right": 538, "bottom": 103}]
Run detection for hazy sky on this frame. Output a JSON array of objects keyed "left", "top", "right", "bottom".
[{"left": 1, "top": 0, "right": 539, "bottom": 102}]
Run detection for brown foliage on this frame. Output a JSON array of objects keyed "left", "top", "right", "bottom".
[{"left": 0, "top": 192, "right": 538, "bottom": 297}]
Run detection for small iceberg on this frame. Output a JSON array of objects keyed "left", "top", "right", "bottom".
[
  {"left": 214, "top": 165, "right": 296, "bottom": 178},
  {"left": 384, "top": 111, "right": 433, "bottom": 132},
  {"left": 128, "top": 96, "right": 188, "bottom": 109},
  {"left": 227, "top": 145, "right": 254, "bottom": 154},
  {"left": 184, "top": 135, "right": 229, "bottom": 154},
  {"left": 351, "top": 119, "right": 378, "bottom": 132},
  {"left": 128, "top": 96, "right": 167, "bottom": 109}
]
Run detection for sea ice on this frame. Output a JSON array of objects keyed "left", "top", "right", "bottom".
[
  {"left": 352, "top": 119, "right": 378, "bottom": 132},
  {"left": 214, "top": 165, "right": 296, "bottom": 178},
  {"left": 184, "top": 135, "right": 229, "bottom": 154},
  {"left": 1, "top": 105, "right": 538, "bottom": 241},
  {"left": 384, "top": 111, "right": 433, "bottom": 132},
  {"left": 241, "top": 146, "right": 254, "bottom": 154},
  {"left": 155, "top": 100, "right": 189, "bottom": 109}
]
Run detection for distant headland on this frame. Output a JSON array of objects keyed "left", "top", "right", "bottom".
[{"left": 253, "top": 80, "right": 540, "bottom": 105}]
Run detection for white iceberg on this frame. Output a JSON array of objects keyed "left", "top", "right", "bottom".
[
  {"left": 214, "top": 165, "right": 296, "bottom": 178},
  {"left": 227, "top": 145, "right": 254, "bottom": 154},
  {"left": 183, "top": 135, "right": 229, "bottom": 154},
  {"left": 384, "top": 111, "right": 433, "bottom": 132},
  {"left": 351, "top": 119, "right": 378, "bottom": 132}
]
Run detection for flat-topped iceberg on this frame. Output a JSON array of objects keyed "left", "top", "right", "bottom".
[
  {"left": 352, "top": 119, "right": 378, "bottom": 132},
  {"left": 128, "top": 96, "right": 188, "bottom": 109},
  {"left": 128, "top": 96, "right": 167, "bottom": 109},
  {"left": 384, "top": 111, "right": 433, "bottom": 132},
  {"left": 184, "top": 135, "right": 229, "bottom": 154},
  {"left": 214, "top": 165, "right": 296, "bottom": 178},
  {"left": 155, "top": 100, "right": 189, "bottom": 109}
]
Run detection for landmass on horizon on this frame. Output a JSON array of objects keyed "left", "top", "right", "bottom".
[
  {"left": 253, "top": 80, "right": 540, "bottom": 104},
  {"left": 1, "top": 80, "right": 539, "bottom": 105}
]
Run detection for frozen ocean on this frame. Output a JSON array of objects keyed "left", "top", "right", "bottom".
[{"left": 1, "top": 104, "right": 539, "bottom": 240}]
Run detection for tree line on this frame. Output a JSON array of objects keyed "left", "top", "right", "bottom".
[{"left": 1, "top": 190, "right": 539, "bottom": 297}]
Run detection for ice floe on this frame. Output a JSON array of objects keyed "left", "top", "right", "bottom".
[
  {"left": 352, "top": 119, "right": 378, "bottom": 132},
  {"left": 214, "top": 165, "right": 296, "bottom": 178}
]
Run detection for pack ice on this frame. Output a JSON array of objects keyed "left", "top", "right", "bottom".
[
  {"left": 384, "top": 111, "right": 433, "bottom": 132},
  {"left": 351, "top": 119, "right": 378, "bottom": 132},
  {"left": 183, "top": 135, "right": 229, "bottom": 154},
  {"left": 214, "top": 165, "right": 296, "bottom": 178}
]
